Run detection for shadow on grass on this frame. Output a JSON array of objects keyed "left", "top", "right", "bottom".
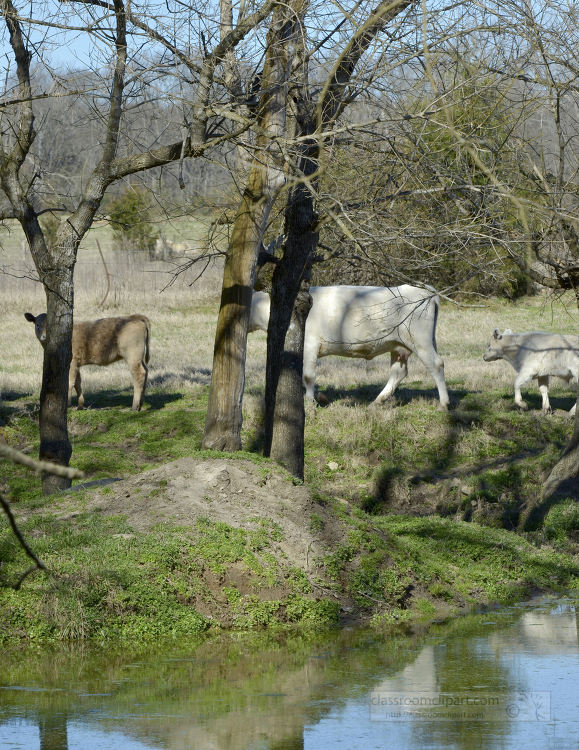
[
  {"left": 362, "top": 467, "right": 405, "bottom": 513},
  {"left": 318, "top": 383, "right": 459, "bottom": 407},
  {"left": 519, "top": 471, "right": 579, "bottom": 531},
  {"left": 0, "top": 388, "right": 185, "bottom": 413},
  {"left": 247, "top": 428, "right": 265, "bottom": 455},
  {"left": 390, "top": 515, "right": 579, "bottom": 580},
  {"left": 148, "top": 366, "right": 212, "bottom": 388},
  {"left": 71, "top": 390, "right": 184, "bottom": 411},
  {"left": 364, "top": 384, "right": 576, "bottom": 530},
  {"left": 0, "top": 389, "right": 39, "bottom": 406}
]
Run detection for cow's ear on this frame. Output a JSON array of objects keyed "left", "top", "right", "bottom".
[
  {"left": 24, "top": 312, "right": 35, "bottom": 323},
  {"left": 493, "top": 327, "right": 502, "bottom": 340},
  {"left": 504, "top": 328, "right": 512, "bottom": 334}
]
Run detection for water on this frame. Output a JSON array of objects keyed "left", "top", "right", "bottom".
[{"left": 1, "top": 596, "right": 579, "bottom": 750}]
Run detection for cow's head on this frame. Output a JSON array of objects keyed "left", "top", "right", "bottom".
[
  {"left": 483, "top": 327, "right": 505, "bottom": 361},
  {"left": 24, "top": 312, "right": 47, "bottom": 346}
]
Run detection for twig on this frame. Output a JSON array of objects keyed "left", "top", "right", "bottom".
[
  {"left": 0, "top": 443, "right": 85, "bottom": 478},
  {"left": 356, "top": 590, "right": 385, "bottom": 603},
  {"left": 0, "top": 493, "right": 46, "bottom": 589},
  {"left": 96, "top": 240, "right": 111, "bottom": 309},
  {"left": 0, "top": 447, "right": 84, "bottom": 589}
]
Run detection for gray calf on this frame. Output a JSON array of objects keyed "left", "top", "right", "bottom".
[
  {"left": 25, "top": 313, "right": 151, "bottom": 411},
  {"left": 483, "top": 327, "right": 579, "bottom": 415}
]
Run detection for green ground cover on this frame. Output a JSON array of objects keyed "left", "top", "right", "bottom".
[{"left": 2, "top": 373, "right": 579, "bottom": 641}]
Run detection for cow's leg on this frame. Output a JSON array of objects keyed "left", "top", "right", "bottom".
[
  {"left": 538, "top": 376, "right": 551, "bottom": 414},
  {"left": 568, "top": 372, "right": 578, "bottom": 416},
  {"left": 373, "top": 351, "right": 409, "bottom": 404},
  {"left": 128, "top": 357, "right": 148, "bottom": 411},
  {"left": 413, "top": 346, "right": 450, "bottom": 411},
  {"left": 302, "top": 341, "right": 319, "bottom": 401},
  {"left": 69, "top": 364, "right": 83, "bottom": 409},
  {"left": 513, "top": 369, "right": 533, "bottom": 411}
]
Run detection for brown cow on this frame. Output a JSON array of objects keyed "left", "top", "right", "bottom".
[{"left": 25, "top": 313, "right": 151, "bottom": 411}]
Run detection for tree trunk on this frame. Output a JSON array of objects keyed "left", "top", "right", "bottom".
[
  {"left": 39, "top": 275, "right": 74, "bottom": 494},
  {"left": 542, "top": 382, "right": 579, "bottom": 499},
  {"left": 264, "top": 127, "right": 318, "bottom": 477},
  {"left": 202, "top": 1, "right": 303, "bottom": 451},
  {"left": 28, "top": 223, "right": 76, "bottom": 495},
  {"left": 264, "top": 281, "right": 313, "bottom": 478},
  {"left": 202, "top": 185, "right": 272, "bottom": 450},
  {"left": 263, "top": 0, "right": 415, "bottom": 478}
]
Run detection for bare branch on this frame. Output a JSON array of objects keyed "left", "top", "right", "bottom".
[{"left": 0, "top": 443, "right": 85, "bottom": 478}]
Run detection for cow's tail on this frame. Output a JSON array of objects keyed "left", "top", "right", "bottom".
[
  {"left": 141, "top": 315, "right": 151, "bottom": 364},
  {"left": 432, "top": 294, "right": 440, "bottom": 353}
]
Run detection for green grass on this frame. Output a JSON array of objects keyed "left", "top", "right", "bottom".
[
  {"left": 0, "top": 507, "right": 340, "bottom": 641},
  {"left": 302, "top": 386, "right": 573, "bottom": 531},
  {"left": 4, "top": 294, "right": 579, "bottom": 639}
]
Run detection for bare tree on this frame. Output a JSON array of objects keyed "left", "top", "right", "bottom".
[
  {"left": 202, "top": 0, "right": 307, "bottom": 450},
  {"left": 0, "top": 0, "right": 278, "bottom": 492},
  {"left": 264, "top": 0, "right": 420, "bottom": 478},
  {"left": 204, "top": 0, "right": 456, "bottom": 460},
  {"left": 470, "top": 2, "right": 579, "bottom": 499}
]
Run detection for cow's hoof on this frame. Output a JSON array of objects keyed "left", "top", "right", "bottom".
[
  {"left": 516, "top": 402, "right": 528, "bottom": 412},
  {"left": 438, "top": 403, "right": 449, "bottom": 412},
  {"left": 542, "top": 408, "right": 553, "bottom": 416},
  {"left": 314, "top": 392, "right": 329, "bottom": 406}
]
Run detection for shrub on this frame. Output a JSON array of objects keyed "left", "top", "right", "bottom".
[{"left": 108, "top": 186, "right": 158, "bottom": 258}]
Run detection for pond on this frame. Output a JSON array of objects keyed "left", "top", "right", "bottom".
[{"left": 1, "top": 596, "right": 578, "bottom": 750}]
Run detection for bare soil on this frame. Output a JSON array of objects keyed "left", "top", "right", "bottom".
[{"left": 42, "top": 457, "right": 355, "bottom": 625}]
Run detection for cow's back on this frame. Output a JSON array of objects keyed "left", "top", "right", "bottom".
[
  {"left": 308, "top": 285, "right": 438, "bottom": 358},
  {"left": 512, "top": 332, "right": 579, "bottom": 377},
  {"left": 73, "top": 315, "right": 150, "bottom": 366}
]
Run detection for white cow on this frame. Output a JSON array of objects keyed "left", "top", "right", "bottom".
[
  {"left": 483, "top": 327, "right": 579, "bottom": 415},
  {"left": 250, "top": 285, "right": 449, "bottom": 409}
]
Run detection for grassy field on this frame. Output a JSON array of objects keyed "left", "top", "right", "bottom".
[{"left": 2, "top": 224, "right": 579, "bottom": 639}]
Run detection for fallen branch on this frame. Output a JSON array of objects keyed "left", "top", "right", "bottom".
[
  {"left": 0, "top": 444, "right": 85, "bottom": 588},
  {"left": 0, "top": 443, "right": 85, "bottom": 478}
]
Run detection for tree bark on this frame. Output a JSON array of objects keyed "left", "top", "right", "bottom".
[
  {"left": 202, "top": 1, "right": 304, "bottom": 451},
  {"left": 202, "top": 185, "right": 271, "bottom": 451},
  {"left": 543, "top": 380, "right": 579, "bottom": 499},
  {"left": 263, "top": 0, "right": 415, "bottom": 477},
  {"left": 264, "top": 277, "right": 314, "bottom": 477},
  {"left": 38, "top": 266, "right": 75, "bottom": 494},
  {"left": 264, "top": 96, "right": 318, "bottom": 478}
]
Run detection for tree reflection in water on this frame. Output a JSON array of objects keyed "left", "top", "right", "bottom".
[{"left": 1, "top": 599, "right": 578, "bottom": 750}]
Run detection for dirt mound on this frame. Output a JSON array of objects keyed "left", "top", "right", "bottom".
[{"left": 58, "top": 457, "right": 343, "bottom": 572}]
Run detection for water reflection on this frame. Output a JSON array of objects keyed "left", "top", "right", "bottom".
[{"left": 1, "top": 597, "right": 579, "bottom": 750}]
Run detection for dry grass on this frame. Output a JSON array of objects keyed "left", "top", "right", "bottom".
[
  {"left": 2, "top": 219, "right": 579, "bottom": 433},
  {"left": 0, "top": 220, "right": 271, "bottom": 400}
]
